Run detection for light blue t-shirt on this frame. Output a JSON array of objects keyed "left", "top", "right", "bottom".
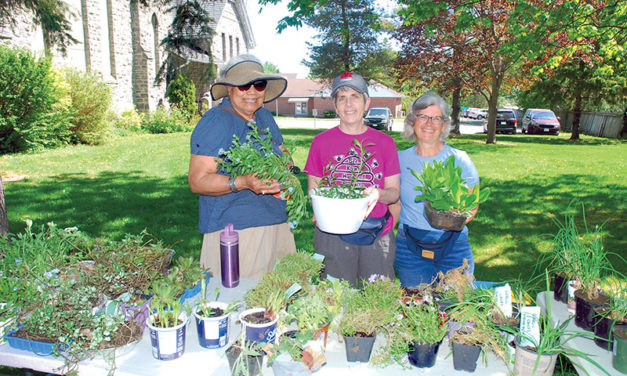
[{"left": 398, "top": 144, "right": 479, "bottom": 232}]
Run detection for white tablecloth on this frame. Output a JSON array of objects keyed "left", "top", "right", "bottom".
[{"left": 0, "top": 278, "right": 511, "bottom": 375}]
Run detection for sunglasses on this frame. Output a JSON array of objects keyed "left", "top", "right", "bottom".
[{"left": 236, "top": 80, "right": 268, "bottom": 92}]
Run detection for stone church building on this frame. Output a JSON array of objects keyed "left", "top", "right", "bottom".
[{"left": 2, "top": 0, "right": 255, "bottom": 112}]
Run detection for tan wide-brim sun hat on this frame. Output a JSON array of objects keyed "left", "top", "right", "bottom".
[{"left": 210, "top": 54, "right": 287, "bottom": 103}]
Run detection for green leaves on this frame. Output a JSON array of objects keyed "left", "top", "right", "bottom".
[{"left": 411, "top": 155, "right": 490, "bottom": 216}]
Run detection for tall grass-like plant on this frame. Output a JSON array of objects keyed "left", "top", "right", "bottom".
[{"left": 549, "top": 202, "right": 613, "bottom": 299}]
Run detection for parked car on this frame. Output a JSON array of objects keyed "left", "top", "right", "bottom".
[
  {"left": 468, "top": 108, "right": 488, "bottom": 120},
  {"left": 494, "top": 109, "right": 517, "bottom": 134},
  {"left": 522, "top": 109, "right": 561, "bottom": 135},
  {"left": 364, "top": 107, "right": 392, "bottom": 131}
]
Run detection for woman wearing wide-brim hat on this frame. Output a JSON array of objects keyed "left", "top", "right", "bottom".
[{"left": 188, "top": 54, "right": 295, "bottom": 279}]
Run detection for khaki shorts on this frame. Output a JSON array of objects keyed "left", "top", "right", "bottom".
[{"left": 200, "top": 223, "right": 296, "bottom": 279}]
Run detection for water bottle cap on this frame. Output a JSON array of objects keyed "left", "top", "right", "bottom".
[{"left": 220, "top": 223, "right": 238, "bottom": 243}]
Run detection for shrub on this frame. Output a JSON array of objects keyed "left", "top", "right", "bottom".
[
  {"left": 166, "top": 74, "right": 197, "bottom": 120},
  {"left": 0, "top": 45, "right": 72, "bottom": 153},
  {"left": 113, "top": 106, "right": 143, "bottom": 134},
  {"left": 142, "top": 106, "right": 192, "bottom": 134},
  {"left": 324, "top": 110, "right": 336, "bottom": 118},
  {"left": 62, "top": 68, "right": 113, "bottom": 145}
]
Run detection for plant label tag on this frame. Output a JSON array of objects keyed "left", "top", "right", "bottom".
[
  {"left": 158, "top": 330, "right": 178, "bottom": 355},
  {"left": 326, "top": 275, "right": 339, "bottom": 283},
  {"left": 312, "top": 253, "right": 325, "bottom": 262},
  {"left": 519, "top": 306, "right": 541, "bottom": 348},
  {"left": 494, "top": 283, "right": 513, "bottom": 318},
  {"left": 285, "top": 283, "right": 302, "bottom": 301},
  {"left": 422, "top": 250, "right": 434, "bottom": 259}
]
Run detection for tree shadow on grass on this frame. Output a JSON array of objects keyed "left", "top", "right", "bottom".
[
  {"left": 471, "top": 173, "right": 627, "bottom": 284},
  {"left": 6, "top": 171, "right": 202, "bottom": 260}
]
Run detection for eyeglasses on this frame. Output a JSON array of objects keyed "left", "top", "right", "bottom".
[
  {"left": 416, "top": 114, "right": 445, "bottom": 125},
  {"left": 236, "top": 80, "right": 268, "bottom": 92}
]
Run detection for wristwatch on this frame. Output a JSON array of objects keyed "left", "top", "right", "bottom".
[{"left": 228, "top": 176, "right": 238, "bottom": 193}]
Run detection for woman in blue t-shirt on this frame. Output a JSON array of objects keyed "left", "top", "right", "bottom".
[{"left": 391, "top": 92, "right": 481, "bottom": 287}]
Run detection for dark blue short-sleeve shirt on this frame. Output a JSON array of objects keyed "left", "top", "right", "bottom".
[{"left": 190, "top": 98, "right": 287, "bottom": 233}]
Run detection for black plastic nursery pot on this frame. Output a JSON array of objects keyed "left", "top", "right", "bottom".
[
  {"left": 343, "top": 333, "right": 376, "bottom": 363},
  {"left": 574, "top": 289, "right": 610, "bottom": 331},
  {"left": 452, "top": 342, "right": 481, "bottom": 372},
  {"left": 225, "top": 344, "right": 264, "bottom": 376},
  {"left": 553, "top": 273, "right": 569, "bottom": 304},
  {"left": 593, "top": 307, "right": 626, "bottom": 351},
  {"left": 407, "top": 340, "right": 441, "bottom": 368},
  {"left": 613, "top": 325, "right": 627, "bottom": 373}
]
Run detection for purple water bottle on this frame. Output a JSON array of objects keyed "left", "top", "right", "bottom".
[{"left": 220, "top": 223, "right": 239, "bottom": 288}]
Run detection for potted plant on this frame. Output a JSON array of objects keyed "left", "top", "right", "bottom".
[
  {"left": 146, "top": 280, "right": 190, "bottom": 361},
  {"left": 193, "top": 280, "right": 241, "bottom": 349},
  {"left": 379, "top": 300, "right": 447, "bottom": 368},
  {"left": 225, "top": 336, "right": 265, "bottom": 376},
  {"left": 339, "top": 274, "right": 402, "bottom": 363},
  {"left": 447, "top": 302, "right": 507, "bottom": 373},
  {"left": 510, "top": 272, "right": 608, "bottom": 376},
  {"left": 410, "top": 155, "right": 490, "bottom": 231},
  {"left": 216, "top": 119, "right": 306, "bottom": 227},
  {"left": 593, "top": 281, "right": 627, "bottom": 351},
  {"left": 309, "top": 139, "right": 374, "bottom": 234},
  {"left": 286, "top": 288, "right": 334, "bottom": 349},
  {"left": 266, "top": 330, "right": 324, "bottom": 376},
  {"left": 614, "top": 324, "right": 627, "bottom": 373}
]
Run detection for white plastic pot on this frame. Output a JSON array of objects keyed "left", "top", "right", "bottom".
[{"left": 309, "top": 189, "right": 370, "bottom": 234}]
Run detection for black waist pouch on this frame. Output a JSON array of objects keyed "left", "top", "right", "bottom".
[{"left": 339, "top": 210, "right": 391, "bottom": 246}]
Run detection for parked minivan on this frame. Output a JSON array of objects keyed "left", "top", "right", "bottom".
[
  {"left": 522, "top": 109, "right": 561, "bottom": 135},
  {"left": 364, "top": 107, "right": 392, "bottom": 131}
]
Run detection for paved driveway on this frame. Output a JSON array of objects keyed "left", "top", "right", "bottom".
[{"left": 276, "top": 117, "right": 488, "bottom": 135}]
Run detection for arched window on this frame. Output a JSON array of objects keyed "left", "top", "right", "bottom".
[{"left": 152, "top": 14, "right": 160, "bottom": 74}]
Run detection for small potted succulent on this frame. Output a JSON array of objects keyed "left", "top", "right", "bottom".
[
  {"left": 339, "top": 274, "right": 402, "bottom": 363},
  {"left": 411, "top": 155, "right": 490, "bottom": 231},
  {"left": 309, "top": 139, "right": 374, "bottom": 234},
  {"left": 216, "top": 119, "right": 306, "bottom": 228}
]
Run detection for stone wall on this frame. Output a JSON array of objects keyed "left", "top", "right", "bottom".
[{"left": 1, "top": 0, "right": 252, "bottom": 114}]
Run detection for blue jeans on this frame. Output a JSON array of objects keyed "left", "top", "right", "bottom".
[{"left": 394, "top": 224, "right": 474, "bottom": 287}]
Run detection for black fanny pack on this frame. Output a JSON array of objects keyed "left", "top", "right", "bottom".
[
  {"left": 403, "top": 225, "right": 461, "bottom": 261},
  {"left": 339, "top": 210, "right": 391, "bottom": 246}
]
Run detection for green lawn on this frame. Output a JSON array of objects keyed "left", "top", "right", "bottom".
[{"left": 1, "top": 130, "right": 626, "bottom": 285}]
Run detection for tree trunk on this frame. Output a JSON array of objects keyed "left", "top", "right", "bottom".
[
  {"left": 570, "top": 91, "right": 582, "bottom": 140},
  {"left": 450, "top": 81, "right": 462, "bottom": 136},
  {"left": 0, "top": 175, "right": 8, "bottom": 236},
  {"left": 485, "top": 72, "right": 503, "bottom": 144},
  {"left": 620, "top": 105, "right": 627, "bottom": 138}
]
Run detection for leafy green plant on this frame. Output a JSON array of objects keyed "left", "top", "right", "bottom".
[
  {"left": 373, "top": 301, "right": 447, "bottom": 367},
  {"left": 271, "top": 251, "right": 324, "bottom": 286},
  {"left": 287, "top": 292, "right": 333, "bottom": 332},
  {"left": 411, "top": 155, "right": 490, "bottom": 215},
  {"left": 312, "top": 139, "right": 372, "bottom": 199},
  {"left": 216, "top": 119, "right": 306, "bottom": 227},
  {"left": 148, "top": 278, "right": 187, "bottom": 328},
  {"left": 195, "top": 279, "right": 241, "bottom": 318}
]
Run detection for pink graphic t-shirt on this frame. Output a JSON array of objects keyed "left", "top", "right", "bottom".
[{"left": 304, "top": 126, "right": 400, "bottom": 236}]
